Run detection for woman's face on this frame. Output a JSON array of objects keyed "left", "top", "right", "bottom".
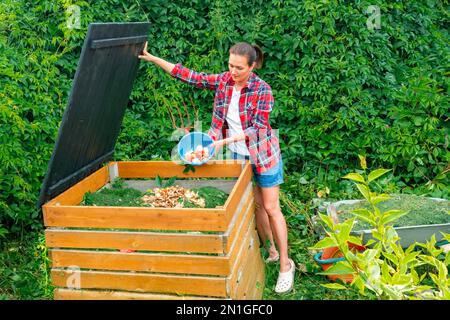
[{"left": 228, "top": 53, "right": 254, "bottom": 84}]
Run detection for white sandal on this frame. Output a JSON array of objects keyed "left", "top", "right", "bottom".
[
  {"left": 275, "top": 259, "right": 295, "bottom": 294},
  {"left": 265, "top": 253, "right": 280, "bottom": 263}
]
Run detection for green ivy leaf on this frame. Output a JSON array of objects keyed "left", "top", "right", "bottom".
[
  {"left": 163, "top": 176, "right": 177, "bottom": 188},
  {"left": 445, "top": 252, "right": 450, "bottom": 267},
  {"left": 310, "top": 236, "right": 337, "bottom": 250},
  {"left": 350, "top": 208, "right": 376, "bottom": 226},
  {"left": 371, "top": 194, "right": 391, "bottom": 205},
  {"left": 356, "top": 183, "right": 371, "bottom": 202},
  {"left": 380, "top": 210, "right": 408, "bottom": 225},
  {"left": 318, "top": 213, "right": 335, "bottom": 231},
  {"left": 368, "top": 169, "right": 392, "bottom": 183},
  {"left": 342, "top": 173, "right": 366, "bottom": 184},
  {"left": 358, "top": 155, "right": 367, "bottom": 170},
  {"left": 321, "top": 283, "right": 348, "bottom": 290},
  {"left": 155, "top": 175, "right": 162, "bottom": 188},
  {"left": 183, "top": 164, "right": 196, "bottom": 174},
  {"left": 318, "top": 261, "right": 355, "bottom": 275}
]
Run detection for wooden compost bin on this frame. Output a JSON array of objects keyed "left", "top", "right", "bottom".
[{"left": 42, "top": 160, "right": 265, "bottom": 300}]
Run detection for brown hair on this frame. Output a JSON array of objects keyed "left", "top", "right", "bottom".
[{"left": 229, "top": 42, "right": 264, "bottom": 69}]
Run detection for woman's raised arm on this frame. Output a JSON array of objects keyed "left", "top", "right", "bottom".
[
  {"left": 139, "top": 42, "right": 223, "bottom": 91},
  {"left": 138, "top": 41, "right": 175, "bottom": 74}
]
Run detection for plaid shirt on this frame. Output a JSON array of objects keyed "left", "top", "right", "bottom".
[{"left": 170, "top": 63, "right": 281, "bottom": 174}]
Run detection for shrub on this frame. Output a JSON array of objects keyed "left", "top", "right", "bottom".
[
  {"left": 311, "top": 157, "right": 450, "bottom": 299},
  {"left": 0, "top": 0, "right": 448, "bottom": 234}
]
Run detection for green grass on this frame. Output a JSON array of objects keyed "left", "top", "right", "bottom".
[
  {"left": 191, "top": 186, "right": 229, "bottom": 208},
  {"left": 0, "top": 232, "right": 53, "bottom": 300},
  {"left": 82, "top": 187, "right": 145, "bottom": 207},
  {"left": 337, "top": 193, "right": 450, "bottom": 230}
]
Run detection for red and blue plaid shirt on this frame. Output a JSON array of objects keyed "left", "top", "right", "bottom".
[{"left": 170, "top": 63, "right": 281, "bottom": 174}]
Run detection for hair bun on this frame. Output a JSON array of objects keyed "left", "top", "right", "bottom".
[{"left": 229, "top": 42, "right": 264, "bottom": 69}]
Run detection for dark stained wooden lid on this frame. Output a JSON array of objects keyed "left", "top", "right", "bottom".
[{"left": 38, "top": 22, "right": 150, "bottom": 207}]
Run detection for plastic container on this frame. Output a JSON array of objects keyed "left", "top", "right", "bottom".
[
  {"left": 313, "top": 198, "right": 450, "bottom": 248},
  {"left": 314, "top": 242, "right": 366, "bottom": 283},
  {"left": 178, "top": 132, "right": 215, "bottom": 166}
]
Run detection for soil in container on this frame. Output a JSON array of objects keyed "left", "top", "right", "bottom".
[{"left": 336, "top": 194, "right": 450, "bottom": 230}]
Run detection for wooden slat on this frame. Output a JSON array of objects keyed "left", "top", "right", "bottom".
[
  {"left": 117, "top": 161, "right": 242, "bottom": 178},
  {"left": 91, "top": 35, "right": 148, "bottom": 49},
  {"left": 45, "top": 165, "right": 109, "bottom": 206},
  {"left": 229, "top": 200, "right": 255, "bottom": 255},
  {"left": 51, "top": 269, "right": 227, "bottom": 298},
  {"left": 223, "top": 182, "right": 254, "bottom": 254},
  {"left": 45, "top": 229, "right": 224, "bottom": 254},
  {"left": 224, "top": 162, "right": 253, "bottom": 225},
  {"left": 228, "top": 222, "right": 258, "bottom": 298},
  {"left": 235, "top": 241, "right": 258, "bottom": 299},
  {"left": 227, "top": 200, "right": 256, "bottom": 267},
  {"left": 50, "top": 249, "right": 230, "bottom": 276},
  {"left": 43, "top": 206, "right": 227, "bottom": 232},
  {"left": 54, "top": 288, "right": 218, "bottom": 300},
  {"left": 248, "top": 249, "right": 265, "bottom": 300},
  {"left": 235, "top": 234, "right": 264, "bottom": 299}
]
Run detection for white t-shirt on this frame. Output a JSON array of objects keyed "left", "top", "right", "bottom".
[{"left": 226, "top": 86, "right": 250, "bottom": 156}]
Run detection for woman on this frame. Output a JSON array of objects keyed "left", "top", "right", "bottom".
[{"left": 139, "top": 41, "right": 295, "bottom": 294}]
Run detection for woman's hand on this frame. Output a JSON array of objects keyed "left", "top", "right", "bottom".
[
  {"left": 138, "top": 41, "right": 156, "bottom": 63},
  {"left": 210, "top": 134, "right": 245, "bottom": 149},
  {"left": 210, "top": 139, "right": 227, "bottom": 148},
  {"left": 138, "top": 41, "right": 175, "bottom": 74}
]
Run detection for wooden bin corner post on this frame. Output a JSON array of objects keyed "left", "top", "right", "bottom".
[{"left": 43, "top": 160, "right": 265, "bottom": 300}]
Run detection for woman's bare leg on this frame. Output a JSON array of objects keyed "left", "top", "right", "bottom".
[
  {"left": 254, "top": 185, "right": 278, "bottom": 259},
  {"left": 260, "top": 185, "right": 291, "bottom": 272}
]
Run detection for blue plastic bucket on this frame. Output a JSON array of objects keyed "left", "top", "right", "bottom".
[{"left": 177, "top": 132, "right": 215, "bottom": 166}]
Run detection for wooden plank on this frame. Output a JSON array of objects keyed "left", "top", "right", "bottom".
[
  {"left": 225, "top": 197, "right": 255, "bottom": 256},
  {"left": 54, "top": 288, "right": 218, "bottom": 300},
  {"left": 50, "top": 249, "right": 230, "bottom": 276},
  {"left": 43, "top": 206, "right": 227, "bottom": 232},
  {"left": 235, "top": 234, "right": 264, "bottom": 299},
  {"left": 228, "top": 222, "right": 258, "bottom": 298},
  {"left": 224, "top": 162, "right": 253, "bottom": 225},
  {"left": 45, "top": 165, "right": 109, "bottom": 206},
  {"left": 45, "top": 152, "right": 114, "bottom": 204},
  {"left": 227, "top": 199, "right": 256, "bottom": 265},
  {"left": 223, "top": 182, "right": 254, "bottom": 254},
  {"left": 117, "top": 161, "right": 242, "bottom": 178},
  {"left": 91, "top": 35, "right": 148, "bottom": 49},
  {"left": 235, "top": 241, "right": 258, "bottom": 299},
  {"left": 51, "top": 269, "right": 227, "bottom": 298},
  {"left": 45, "top": 229, "right": 224, "bottom": 254},
  {"left": 248, "top": 249, "right": 265, "bottom": 300}
]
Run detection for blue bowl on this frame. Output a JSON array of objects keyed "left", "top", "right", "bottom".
[{"left": 178, "top": 132, "right": 215, "bottom": 166}]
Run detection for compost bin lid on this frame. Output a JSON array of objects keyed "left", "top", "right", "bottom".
[{"left": 37, "top": 22, "right": 150, "bottom": 207}]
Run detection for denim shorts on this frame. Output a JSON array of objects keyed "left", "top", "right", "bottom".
[{"left": 230, "top": 152, "right": 284, "bottom": 188}]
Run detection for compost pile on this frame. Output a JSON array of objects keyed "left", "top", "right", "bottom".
[
  {"left": 81, "top": 182, "right": 228, "bottom": 209},
  {"left": 142, "top": 186, "right": 206, "bottom": 208}
]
